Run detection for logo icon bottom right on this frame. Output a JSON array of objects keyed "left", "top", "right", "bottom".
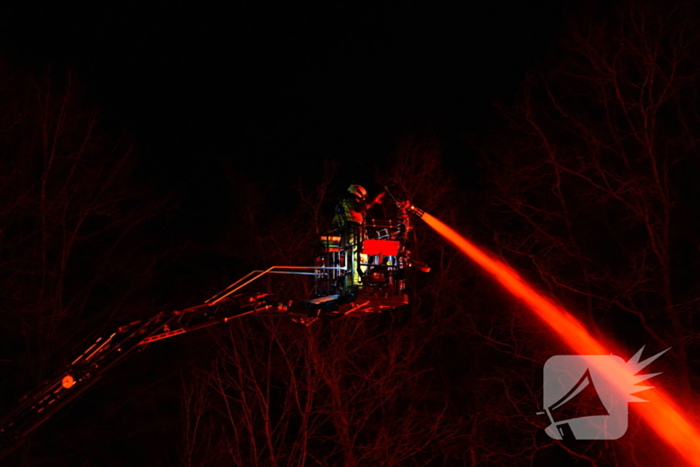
[{"left": 540, "top": 347, "right": 669, "bottom": 440}]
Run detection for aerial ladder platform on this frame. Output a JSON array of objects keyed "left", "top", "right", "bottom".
[{"left": 0, "top": 198, "right": 426, "bottom": 458}]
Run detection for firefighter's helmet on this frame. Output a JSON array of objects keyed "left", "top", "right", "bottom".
[{"left": 348, "top": 184, "right": 368, "bottom": 201}]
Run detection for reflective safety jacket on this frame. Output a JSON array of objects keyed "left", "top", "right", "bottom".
[{"left": 332, "top": 196, "right": 366, "bottom": 228}]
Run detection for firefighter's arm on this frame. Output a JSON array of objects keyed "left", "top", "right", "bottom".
[{"left": 371, "top": 192, "right": 386, "bottom": 206}]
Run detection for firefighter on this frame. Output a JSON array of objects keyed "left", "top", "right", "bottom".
[
  {"left": 332, "top": 185, "right": 386, "bottom": 288},
  {"left": 332, "top": 184, "right": 385, "bottom": 229}
]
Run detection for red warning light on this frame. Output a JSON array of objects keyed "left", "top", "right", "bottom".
[{"left": 61, "top": 375, "right": 76, "bottom": 389}]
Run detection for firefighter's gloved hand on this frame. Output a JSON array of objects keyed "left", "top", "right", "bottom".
[
  {"left": 374, "top": 192, "right": 386, "bottom": 204},
  {"left": 414, "top": 260, "right": 430, "bottom": 273}
]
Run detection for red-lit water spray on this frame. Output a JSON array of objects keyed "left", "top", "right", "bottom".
[{"left": 419, "top": 211, "right": 700, "bottom": 466}]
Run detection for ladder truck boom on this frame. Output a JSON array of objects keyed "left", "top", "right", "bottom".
[
  {"left": 0, "top": 198, "right": 426, "bottom": 459},
  {"left": 0, "top": 292, "right": 284, "bottom": 458}
]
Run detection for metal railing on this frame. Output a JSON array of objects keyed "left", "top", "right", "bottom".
[{"left": 205, "top": 265, "right": 345, "bottom": 305}]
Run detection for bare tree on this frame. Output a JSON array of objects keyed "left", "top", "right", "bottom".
[
  {"left": 0, "top": 63, "right": 172, "bottom": 464},
  {"left": 476, "top": 1, "right": 700, "bottom": 465},
  {"left": 180, "top": 143, "right": 472, "bottom": 466}
]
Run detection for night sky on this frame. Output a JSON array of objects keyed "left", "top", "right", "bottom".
[{"left": 0, "top": 2, "right": 567, "bottom": 236}]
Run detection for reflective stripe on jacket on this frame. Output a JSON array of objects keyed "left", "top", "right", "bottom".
[{"left": 332, "top": 197, "right": 365, "bottom": 227}]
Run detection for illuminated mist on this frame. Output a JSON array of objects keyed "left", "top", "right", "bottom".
[{"left": 421, "top": 212, "right": 700, "bottom": 466}]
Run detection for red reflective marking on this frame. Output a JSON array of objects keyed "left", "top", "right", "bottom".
[
  {"left": 422, "top": 212, "right": 700, "bottom": 466},
  {"left": 361, "top": 239, "right": 400, "bottom": 256}
]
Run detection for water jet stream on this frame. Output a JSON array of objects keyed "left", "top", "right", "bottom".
[{"left": 421, "top": 212, "right": 700, "bottom": 466}]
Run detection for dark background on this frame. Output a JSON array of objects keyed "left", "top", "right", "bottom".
[
  {"left": 0, "top": 1, "right": 570, "bottom": 236},
  {"left": 10, "top": 2, "right": 694, "bottom": 466}
]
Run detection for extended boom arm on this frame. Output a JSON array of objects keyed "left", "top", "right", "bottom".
[{"left": 0, "top": 291, "right": 283, "bottom": 458}]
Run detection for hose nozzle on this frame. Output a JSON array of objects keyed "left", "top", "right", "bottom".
[{"left": 409, "top": 205, "right": 425, "bottom": 218}]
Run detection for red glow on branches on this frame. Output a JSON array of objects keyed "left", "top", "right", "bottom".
[{"left": 422, "top": 212, "right": 700, "bottom": 466}]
